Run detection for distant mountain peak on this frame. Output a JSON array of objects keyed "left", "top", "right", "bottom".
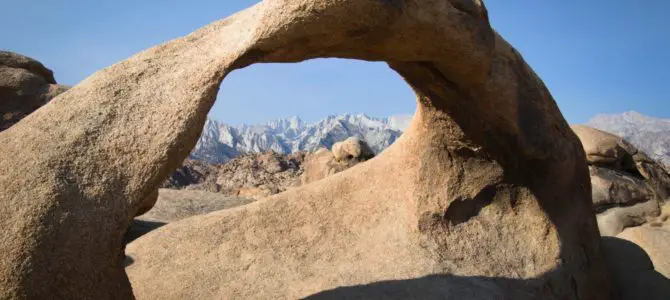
[{"left": 191, "top": 113, "right": 413, "bottom": 164}]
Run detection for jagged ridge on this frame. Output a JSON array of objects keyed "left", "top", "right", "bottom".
[{"left": 190, "top": 113, "right": 412, "bottom": 163}]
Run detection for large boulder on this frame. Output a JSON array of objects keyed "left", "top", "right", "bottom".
[
  {"left": 572, "top": 125, "right": 633, "bottom": 168},
  {"left": 2, "top": 1, "right": 612, "bottom": 299},
  {"left": 0, "top": 51, "right": 68, "bottom": 132}
]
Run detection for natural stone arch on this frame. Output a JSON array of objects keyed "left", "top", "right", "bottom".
[{"left": 0, "top": 1, "right": 609, "bottom": 299}]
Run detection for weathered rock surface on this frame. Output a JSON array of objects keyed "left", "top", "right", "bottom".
[
  {"left": 590, "top": 166, "right": 655, "bottom": 210},
  {"left": 138, "top": 189, "right": 254, "bottom": 223},
  {"left": 597, "top": 200, "right": 660, "bottom": 237},
  {"left": 618, "top": 227, "right": 670, "bottom": 278},
  {"left": 0, "top": 51, "right": 68, "bottom": 132},
  {"left": 2, "top": 1, "right": 613, "bottom": 299},
  {"left": 125, "top": 189, "right": 254, "bottom": 243}
]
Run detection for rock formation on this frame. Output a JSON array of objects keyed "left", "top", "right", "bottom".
[
  {"left": 161, "top": 159, "right": 216, "bottom": 189},
  {"left": 0, "top": 51, "right": 68, "bottom": 132},
  {"left": 168, "top": 150, "right": 306, "bottom": 198},
  {"left": 331, "top": 137, "right": 375, "bottom": 162},
  {"left": 1, "top": 1, "right": 615, "bottom": 299},
  {"left": 302, "top": 140, "right": 375, "bottom": 185},
  {"left": 212, "top": 150, "right": 305, "bottom": 198},
  {"left": 572, "top": 125, "right": 670, "bottom": 236}
]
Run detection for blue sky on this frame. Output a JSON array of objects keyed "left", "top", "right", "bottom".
[{"left": 3, "top": 1, "right": 668, "bottom": 125}]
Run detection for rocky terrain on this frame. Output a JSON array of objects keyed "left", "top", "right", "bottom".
[
  {"left": 191, "top": 114, "right": 409, "bottom": 163},
  {"left": 163, "top": 137, "right": 375, "bottom": 198},
  {"left": 2, "top": 1, "right": 670, "bottom": 299},
  {"left": 588, "top": 111, "right": 670, "bottom": 168}
]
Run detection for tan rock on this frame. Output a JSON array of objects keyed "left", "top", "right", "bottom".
[
  {"left": 125, "top": 189, "right": 254, "bottom": 244},
  {"left": 646, "top": 203, "right": 670, "bottom": 229},
  {"left": 301, "top": 147, "right": 359, "bottom": 185},
  {"left": 590, "top": 166, "right": 655, "bottom": 209},
  {"left": 597, "top": 200, "right": 660, "bottom": 236},
  {"left": 571, "top": 125, "right": 633, "bottom": 167},
  {"left": 618, "top": 227, "right": 670, "bottom": 278},
  {"left": 1, "top": 1, "right": 612, "bottom": 299},
  {"left": 332, "top": 137, "right": 375, "bottom": 162},
  {"left": 0, "top": 51, "right": 69, "bottom": 132},
  {"left": 136, "top": 189, "right": 254, "bottom": 224}
]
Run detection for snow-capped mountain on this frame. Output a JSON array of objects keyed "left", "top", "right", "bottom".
[
  {"left": 587, "top": 111, "right": 670, "bottom": 167},
  {"left": 190, "top": 113, "right": 412, "bottom": 164}
]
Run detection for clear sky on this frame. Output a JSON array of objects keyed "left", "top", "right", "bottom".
[{"left": 3, "top": 1, "right": 668, "bottom": 125}]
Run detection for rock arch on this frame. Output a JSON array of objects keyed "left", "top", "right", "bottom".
[{"left": 0, "top": 0, "right": 609, "bottom": 299}]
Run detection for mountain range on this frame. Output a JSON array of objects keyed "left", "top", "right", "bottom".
[
  {"left": 587, "top": 111, "right": 670, "bottom": 167},
  {"left": 191, "top": 111, "right": 670, "bottom": 168},
  {"left": 190, "top": 114, "right": 412, "bottom": 164}
]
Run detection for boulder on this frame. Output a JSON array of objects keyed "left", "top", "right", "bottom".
[
  {"left": 2, "top": 0, "right": 612, "bottom": 299},
  {"left": 572, "top": 125, "right": 631, "bottom": 167},
  {"left": 301, "top": 147, "right": 361, "bottom": 185},
  {"left": 590, "top": 166, "right": 655, "bottom": 210},
  {"left": 331, "top": 137, "right": 375, "bottom": 162},
  {"left": 0, "top": 51, "right": 69, "bottom": 132},
  {"left": 618, "top": 227, "right": 670, "bottom": 278},
  {"left": 0, "top": 51, "right": 57, "bottom": 83},
  {"left": 597, "top": 199, "right": 660, "bottom": 236}
]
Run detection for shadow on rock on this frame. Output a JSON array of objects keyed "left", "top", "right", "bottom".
[
  {"left": 305, "top": 252, "right": 670, "bottom": 300},
  {"left": 602, "top": 236, "right": 670, "bottom": 300},
  {"left": 123, "top": 219, "right": 167, "bottom": 244}
]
